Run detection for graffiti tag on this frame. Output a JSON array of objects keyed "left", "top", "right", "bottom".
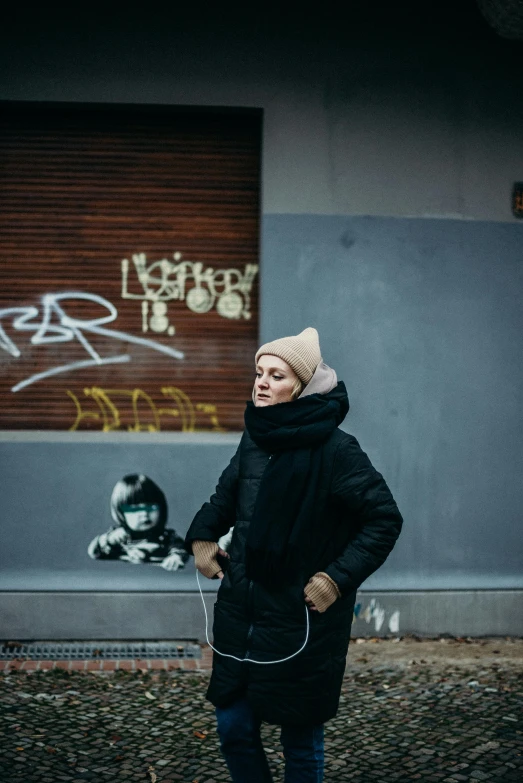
[
  {"left": 353, "top": 599, "right": 400, "bottom": 634},
  {"left": 67, "top": 385, "right": 224, "bottom": 433},
  {"left": 0, "top": 292, "right": 184, "bottom": 393},
  {"left": 121, "top": 252, "right": 258, "bottom": 332}
]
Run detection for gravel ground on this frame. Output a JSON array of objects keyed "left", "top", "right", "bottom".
[{"left": 0, "top": 637, "right": 521, "bottom": 782}]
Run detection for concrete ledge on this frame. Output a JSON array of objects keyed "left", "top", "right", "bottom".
[
  {"left": 0, "top": 431, "right": 242, "bottom": 444},
  {"left": 1, "top": 590, "right": 522, "bottom": 640}
]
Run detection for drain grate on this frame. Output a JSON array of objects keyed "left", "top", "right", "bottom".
[{"left": 0, "top": 641, "right": 201, "bottom": 661}]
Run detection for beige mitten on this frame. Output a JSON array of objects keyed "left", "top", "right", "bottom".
[
  {"left": 304, "top": 572, "right": 341, "bottom": 613},
  {"left": 192, "top": 540, "right": 222, "bottom": 579}
]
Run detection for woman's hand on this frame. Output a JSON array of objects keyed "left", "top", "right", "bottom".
[
  {"left": 215, "top": 548, "right": 230, "bottom": 579},
  {"left": 304, "top": 572, "right": 341, "bottom": 613},
  {"left": 192, "top": 540, "right": 230, "bottom": 579},
  {"left": 304, "top": 593, "right": 319, "bottom": 612}
]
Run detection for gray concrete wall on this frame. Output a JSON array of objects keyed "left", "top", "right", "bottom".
[
  {"left": 260, "top": 215, "right": 523, "bottom": 592},
  {"left": 0, "top": 433, "right": 240, "bottom": 591}
]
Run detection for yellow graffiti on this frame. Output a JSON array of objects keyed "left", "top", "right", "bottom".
[{"left": 67, "top": 386, "right": 225, "bottom": 433}]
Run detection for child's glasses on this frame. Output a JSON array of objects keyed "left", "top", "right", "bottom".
[{"left": 120, "top": 503, "right": 160, "bottom": 513}]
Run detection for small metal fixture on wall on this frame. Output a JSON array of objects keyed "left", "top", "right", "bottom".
[{"left": 512, "top": 182, "right": 523, "bottom": 218}]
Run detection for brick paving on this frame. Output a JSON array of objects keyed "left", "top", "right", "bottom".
[
  {"left": 0, "top": 641, "right": 521, "bottom": 782},
  {"left": 1, "top": 653, "right": 211, "bottom": 673}
]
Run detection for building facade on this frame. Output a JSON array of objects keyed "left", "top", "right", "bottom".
[{"left": 1, "top": 6, "right": 522, "bottom": 639}]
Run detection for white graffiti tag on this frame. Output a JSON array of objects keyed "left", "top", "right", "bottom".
[
  {"left": 359, "top": 598, "right": 400, "bottom": 634},
  {"left": 0, "top": 292, "right": 184, "bottom": 393},
  {"left": 121, "top": 252, "right": 258, "bottom": 332}
]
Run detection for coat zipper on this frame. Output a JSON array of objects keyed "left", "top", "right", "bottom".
[
  {"left": 244, "top": 579, "right": 255, "bottom": 659},
  {"left": 244, "top": 453, "right": 270, "bottom": 659}
]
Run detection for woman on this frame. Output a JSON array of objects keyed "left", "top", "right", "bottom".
[{"left": 185, "top": 327, "right": 403, "bottom": 782}]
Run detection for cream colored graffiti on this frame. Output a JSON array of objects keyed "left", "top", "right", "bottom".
[
  {"left": 67, "top": 386, "right": 224, "bottom": 433},
  {"left": 121, "top": 252, "right": 258, "bottom": 332}
]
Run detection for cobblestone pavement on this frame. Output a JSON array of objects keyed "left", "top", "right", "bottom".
[{"left": 0, "top": 639, "right": 521, "bottom": 783}]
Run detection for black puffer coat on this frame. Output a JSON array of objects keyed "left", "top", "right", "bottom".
[{"left": 185, "top": 427, "right": 402, "bottom": 727}]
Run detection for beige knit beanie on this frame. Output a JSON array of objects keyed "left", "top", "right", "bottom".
[{"left": 255, "top": 327, "right": 321, "bottom": 384}]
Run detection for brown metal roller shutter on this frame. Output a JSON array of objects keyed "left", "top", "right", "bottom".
[{"left": 0, "top": 102, "right": 261, "bottom": 431}]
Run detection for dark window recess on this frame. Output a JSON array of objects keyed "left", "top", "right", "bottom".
[{"left": 0, "top": 102, "right": 261, "bottom": 431}]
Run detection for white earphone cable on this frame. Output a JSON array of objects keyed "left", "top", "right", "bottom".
[{"left": 196, "top": 569, "right": 309, "bottom": 665}]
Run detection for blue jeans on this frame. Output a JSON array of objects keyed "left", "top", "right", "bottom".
[{"left": 216, "top": 696, "right": 324, "bottom": 783}]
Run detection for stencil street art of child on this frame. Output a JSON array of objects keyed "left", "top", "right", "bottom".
[{"left": 87, "top": 474, "right": 189, "bottom": 571}]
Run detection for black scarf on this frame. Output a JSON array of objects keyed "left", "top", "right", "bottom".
[{"left": 244, "top": 382, "right": 349, "bottom": 589}]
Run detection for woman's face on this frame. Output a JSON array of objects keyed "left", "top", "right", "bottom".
[{"left": 254, "top": 354, "right": 299, "bottom": 407}]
